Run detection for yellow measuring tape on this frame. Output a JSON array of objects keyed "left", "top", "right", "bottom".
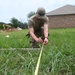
[{"left": 34, "top": 44, "right": 44, "bottom": 75}]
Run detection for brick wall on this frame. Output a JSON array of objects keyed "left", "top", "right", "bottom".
[{"left": 47, "top": 14, "right": 75, "bottom": 28}]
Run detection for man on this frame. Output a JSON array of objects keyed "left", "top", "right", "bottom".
[{"left": 28, "top": 7, "right": 49, "bottom": 48}]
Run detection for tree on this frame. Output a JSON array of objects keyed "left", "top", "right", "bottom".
[
  {"left": 27, "top": 11, "right": 35, "bottom": 18},
  {"left": 0, "top": 22, "right": 5, "bottom": 29},
  {"left": 10, "top": 17, "right": 28, "bottom": 29},
  {"left": 18, "top": 21, "right": 28, "bottom": 29},
  {"left": 10, "top": 17, "right": 19, "bottom": 28},
  {"left": 24, "top": 22, "right": 28, "bottom": 29}
]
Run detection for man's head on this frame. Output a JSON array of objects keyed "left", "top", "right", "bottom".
[{"left": 36, "top": 7, "right": 46, "bottom": 19}]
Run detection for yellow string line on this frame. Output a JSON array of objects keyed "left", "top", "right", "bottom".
[{"left": 34, "top": 44, "right": 44, "bottom": 75}]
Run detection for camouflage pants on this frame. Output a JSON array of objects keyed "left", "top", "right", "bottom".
[{"left": 30, "top": 29, "right": 44, "bottom": 48}]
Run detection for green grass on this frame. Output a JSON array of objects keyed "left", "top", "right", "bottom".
[
  {"left": 0, "top": 28, "right": 75, "bottom": 75},
  {"left": 0, "top": 30, "right": 29, "bottom": 48}
]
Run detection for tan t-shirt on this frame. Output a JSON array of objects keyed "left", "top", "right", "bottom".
[{"left": 28, "top": 14, "right": 49, "bottom": 32}]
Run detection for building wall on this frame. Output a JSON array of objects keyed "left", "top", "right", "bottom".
[{"left": 47, "top": 14, "right": 75, "bottom": 28}]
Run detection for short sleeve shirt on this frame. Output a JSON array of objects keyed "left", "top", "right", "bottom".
[{"left": 28, "top": 15, "right": 49, "bottom": 32}]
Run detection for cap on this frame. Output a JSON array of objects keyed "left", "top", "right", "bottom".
[{"left": 36, "top": 7, "right": 46, "bottom": 18}]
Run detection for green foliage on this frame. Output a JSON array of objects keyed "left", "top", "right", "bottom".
[
  {"left": 27, "top": 11, "right": 35, "bottom": 18},
  {"left": 0, "top": 22, "right": 5, "bottom": 29},
  {"left": 23, "top": 22, "right": 28, "bottom": 29},
  {"left": 10, "top": 17, "right": 19, "bottom": 28},
  {"left": 0, "top": 16, "right": 28, "bottom": 29},
  {"left": 0, "top": 28, "right": 75, "bottom": 75},
  {"left": 10, "top": 17, "right": 28, "bottom": 29}
]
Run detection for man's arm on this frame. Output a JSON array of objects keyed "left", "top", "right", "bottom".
[
  {"left": 44, "top": 23, "right": 48, "bottom": 38},
  {"left": 29, "top": 28, "right": 38, "bottom": 42},
  {"left": 29, "top": 28, "right": 43, "bottom": 43},
  {"left": 43, "top": 23, "right": 48, "bottom": 44}
]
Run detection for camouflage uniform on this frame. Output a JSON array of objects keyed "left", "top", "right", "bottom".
[{"left": 28, "top": 7, "right": 49, "bottom": 48}]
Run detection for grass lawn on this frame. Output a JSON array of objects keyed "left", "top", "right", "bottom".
[{"left": 0, "top": 28, "right": 75, "bottom": 75}]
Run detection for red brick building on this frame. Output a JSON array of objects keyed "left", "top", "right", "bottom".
[{"left": 46, "top": 4, "right": 75, "bottom": 28}]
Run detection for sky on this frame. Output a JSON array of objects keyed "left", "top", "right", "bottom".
[{"left": 0, "top": 0, "right": 75, "bottom": 23}]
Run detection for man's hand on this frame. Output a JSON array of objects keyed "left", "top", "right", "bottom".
[
  {"left": 43, "top": 38, "right": 48, "bottom": 44},
  {"left": 36, "top": 38, "right": 43, "bottom": 44}
]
